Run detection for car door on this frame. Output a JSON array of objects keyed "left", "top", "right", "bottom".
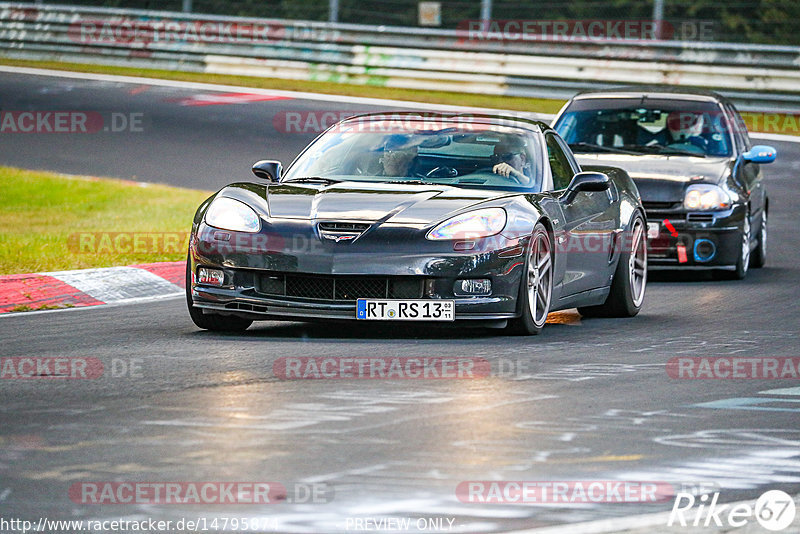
[
  {"left": 545, "top": 132, "right": 616, "bottom": 296},
  {"left": 727, "top": 103, "right": 766, "bottom": 225}
]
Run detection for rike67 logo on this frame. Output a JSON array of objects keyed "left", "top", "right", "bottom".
[{"left": 669, "top": 490, "right": 796, "bottom": 531}]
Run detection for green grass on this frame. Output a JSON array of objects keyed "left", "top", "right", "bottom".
[
  {"left": 0, "top": 57, "right": 568, "bottom": 115},
  {"left": 0, "top": 167, "right": 211, "bottom": 275}
]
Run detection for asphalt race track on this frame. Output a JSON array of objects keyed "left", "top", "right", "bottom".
[{"left": 2, "top": 70, "right": 800, "bottom": 533}]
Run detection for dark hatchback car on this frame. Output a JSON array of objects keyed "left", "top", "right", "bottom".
[{"left": 553, "top": 86, "right": 776, "bottom": 279}]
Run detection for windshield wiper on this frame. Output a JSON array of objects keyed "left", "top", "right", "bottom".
[
  {"left": 568, "top": 142, "right": 639, "bottom": 155},
  {"left": 622, "top": 144, "right": 706, "bottom": 158},
  {"left": 384, "top": 179, "right": 437, "bottom": 185},
  {"left": 658, "top": 148, "right": 707, "bottom": 158},
  {"left": 282, "top": 177, "right": 342, "bottom": 184}
]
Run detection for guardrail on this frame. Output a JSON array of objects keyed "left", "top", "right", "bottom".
[{"left": 2, "top": 3, "right": 800, "bottom": 112}]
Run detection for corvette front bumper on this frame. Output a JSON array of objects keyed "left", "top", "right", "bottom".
[{"left": 188, "top": 222, "right": 528, "bottom": 321}]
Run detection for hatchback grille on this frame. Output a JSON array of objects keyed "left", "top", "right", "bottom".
[
  {"left": 687, "top": 213, "right": 714, "bottom": 223},
  {"left": 256, "top": 274, "right": 424, "bottom": 301},
  {"left": 643, "top": 201, "right": 681, "bottom": 211}
]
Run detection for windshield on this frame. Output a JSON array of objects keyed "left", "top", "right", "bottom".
[
  {"left": 554, "top": 98, "right": 732, "bottom": 157},
  {"left": 283, "top": 119, "right": 544, "bottom": 192}
]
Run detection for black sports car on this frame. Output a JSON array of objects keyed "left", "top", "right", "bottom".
[
  {"left": 553, "top": 86, "right": 776, "bottom": 279},
  {"left": 186, "top": 113, "right": 647, "bottom": 334}
]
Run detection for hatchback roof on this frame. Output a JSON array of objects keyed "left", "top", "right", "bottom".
[{"left": 572, "top": 85, "right": 727, "bottom": 104}]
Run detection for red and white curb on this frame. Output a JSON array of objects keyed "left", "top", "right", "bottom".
[{"left": 0, "top": 261, "right": 185, "bottom": 314}]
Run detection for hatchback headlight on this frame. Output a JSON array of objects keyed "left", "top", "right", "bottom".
[
  {"left": 427, "top": 208, "right": 507, "bottom": 240},
  {"left": 205, "top": 197, "right": 261, "bottom": 233},
  {"left": 684, "top": 184, "right": 732, "bottom": 211}
]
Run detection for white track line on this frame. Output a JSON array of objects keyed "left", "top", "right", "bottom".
[
  {"left": 0, "top": 293, "right": 182, "bottom": 319},
  {"left": 0, "top": 65, "right": 551, "bottom": 120},
  {"left": 750, "top": 132, "right": 800, "bottom": 143}
]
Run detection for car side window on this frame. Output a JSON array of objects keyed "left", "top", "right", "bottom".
[
  {"left": 724, "top": 103, "right": 748, "bottom": 154},
  {"left": 731, "top": 105, "right": 752, "bottom": 151},
  {"left": 545, "top": 133, "right": 575, "bottom": 190}
]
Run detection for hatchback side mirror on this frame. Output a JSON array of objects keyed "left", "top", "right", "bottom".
[
  {"left": 742, "top": 145, "right": 777, "bottom": 164},
  {"left": 252, "top": 160, "right": 282, "bottom": 181},
  {"left": 561, "top": 171, "right": 610, "bottom": 203}
]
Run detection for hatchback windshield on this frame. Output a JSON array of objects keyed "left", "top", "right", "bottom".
[
  {"left": 283, "top": 118, "right": 544, "bottom": 192},
  {"left": 554, "top": 98, "right": 733, "bottom": 157}
]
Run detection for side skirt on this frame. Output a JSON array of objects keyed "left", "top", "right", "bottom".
[{"left": 551, "top": 286, "right": 610, "bottom": 311}]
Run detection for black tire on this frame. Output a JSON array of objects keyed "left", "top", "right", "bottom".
[
  {"left": 507, "top": 223, "right": 553, "bottom": 335},
  {"left": 185, "top": 257, "right": 252, "bottom": 332},
  {"left": 750, "top": 209, "right": 767, "bottom": 269},
  {"left": 715, "top": 214, "right": 751, "bottom": 280},
  {"left": 579, "top": 213, "right": 647, "bottom": 318}
]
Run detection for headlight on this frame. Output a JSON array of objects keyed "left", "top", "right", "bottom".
[
  {"left": 427, "top": 208, "right": 507, "bottom": 240},
  {"left": 205, "top": 197, "right": 261, "bottom": 233},
  {"left": 684, "top": 185, "right": 732, "bottom": 211}
]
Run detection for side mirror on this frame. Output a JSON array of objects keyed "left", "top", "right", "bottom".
[
  {"left": 742, "top": 145, "right": 777, "bottom": 164},
  {"left": 252, "top": 160, "right": 282, "bottom": 182},
  {"left": 561, "top": 171, "right": 610, "bottom": 203}
]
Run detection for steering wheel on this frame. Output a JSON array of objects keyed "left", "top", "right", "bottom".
[
  {"left": 425, "top": 166, "right": 458, "bottom": 179},
  {"left": 472, "top": 166, "right": 531, "bottom": 186}
]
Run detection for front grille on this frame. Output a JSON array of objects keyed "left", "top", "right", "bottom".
[
  {"left": 288, "top": 276, "right": 333, "bottom": 299},
  {"left": 687, "top": 213, "right": 714, "bottom": 223},
  {"left": 256, "top": 273, "right": 424, "bottom": 301},
  {"left": 334, "top": 278, "right": 386, "bottom": 300},
  {"left": 225, "top": 302, "right": 270, "bottom": 313},
  {"left": 318, "top": 222, "right": 371, "bottom": 232},
  {"left": 643, "top": 201, "right": 681, "bottom": 211}
]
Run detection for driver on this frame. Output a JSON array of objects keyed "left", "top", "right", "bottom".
[
  {"left": 491, "top": 137, "right": 532, "bottom": 184},
  {"left": 666, "top": 111, "right": 708, "bottom": 152}
]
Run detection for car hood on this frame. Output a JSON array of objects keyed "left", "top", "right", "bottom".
[
  {"left": 574, "top": 153, "right": 731, "bottom": 203},
  {"left": 258, "top": 181, "right": 513, "bottom": 225}
]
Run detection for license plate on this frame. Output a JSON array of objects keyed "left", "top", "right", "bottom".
[
  {"left": 647, "top": 222, "right": 660, "bottom": 239},
  {"left": 356, "top": 299, "right": 454, "bottom": 321}
]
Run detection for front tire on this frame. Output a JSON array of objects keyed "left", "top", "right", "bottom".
[
  {"left": 716, "top": 214, "right": 750, "bottom": 280},
  {"left": 507, "top": 223, "right": 553, "bottom": 335},
  {"left": 750, "top": 209, "right": 767, "bottom": 268},
  {"left": 579, "top": 213, "right": 647, "bottom": 318},
  {"left": 186, "top": 257, "right": 252, "bottom": 332}
]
